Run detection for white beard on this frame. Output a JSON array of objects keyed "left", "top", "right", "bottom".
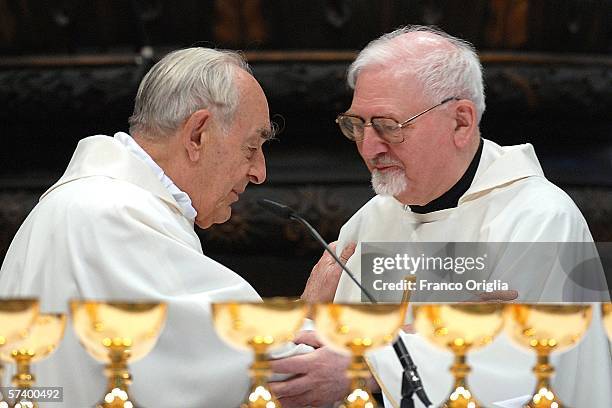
[{"left": 371, "top": 168, "right": 408, "bottom": 196}]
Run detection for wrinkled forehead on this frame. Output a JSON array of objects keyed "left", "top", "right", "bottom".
[
  {"left": 351, "top": 66, "right": 426, "bottom": 110},
  {"left": 234, "top": 70, "right": 274, "bottom": 135}
]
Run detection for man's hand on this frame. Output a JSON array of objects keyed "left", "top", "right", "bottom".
[
  {"left": 269, "top": 344, "right": 351, "bottom": 407},
  {"left": 301, "top": 241, "right": 357, "bottom": 304},
  {"left": 269, "top": 330, "right": 380, "bottom": 407},
  {"left": 475, "top": 290, "right": 518, "bottom": 302}
]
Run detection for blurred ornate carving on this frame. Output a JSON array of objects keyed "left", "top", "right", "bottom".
[
  {"left": 214, "top": 0, "right": 267, "bottom": 47},
  {"left": 485, "top": 0, "right": 529, "bottom": 48}
]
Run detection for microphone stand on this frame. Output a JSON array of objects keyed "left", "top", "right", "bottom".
[{"left": 258, "top": 199, "right": 432, "bottom": 407}]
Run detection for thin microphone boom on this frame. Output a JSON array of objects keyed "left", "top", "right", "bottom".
[
  {"left": 258, "top": 198, "right": 432, "bottom": 407},
  {"left": 258, "top": 199, "right": 376, "bottom": 303}
]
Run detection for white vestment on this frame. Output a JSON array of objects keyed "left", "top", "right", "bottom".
[
  {"left": 0, "top": 135, "right": 260, "bottom": 407},
  {"left": 334, "top": 139, "right": 612, "bottom": 407}
]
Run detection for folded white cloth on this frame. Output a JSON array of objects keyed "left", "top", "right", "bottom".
[{"left": 492, "top": 395, "right": 532, "bottom": 408}]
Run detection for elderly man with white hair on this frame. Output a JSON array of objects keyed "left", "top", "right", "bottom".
[
  {"left": 271, "top": 26, "right": 611, "bottom": 407},
  {"left": 0, "top": 48, "right": 348, "bottom": 407}
]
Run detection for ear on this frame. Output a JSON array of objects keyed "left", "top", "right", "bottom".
[
  {"left": 181, "top": 109, "right": 212, "bottom": 162},
  {"left": 452, "top": 100, "right": 477, "bottom": 149}
]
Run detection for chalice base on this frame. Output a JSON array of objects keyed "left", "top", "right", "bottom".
[
  {"left": 240, "top": 384, "right": 280, "bottom": 408},
  {"left": 524, "top": 387, "right": 565, "bottom": 408},
  {"left": 339, "top": 387, "right": 377, "bottom": 408},
  {"left": 440, "top": 386, "right": 482, "bottom": 408},
  {"left": 95, "top": 388, "right": 140, "bottom": 408},
  {"left": 12, "top": 398, "right": 38, "bottom": 408}
]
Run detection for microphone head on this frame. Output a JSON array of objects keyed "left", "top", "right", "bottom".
[{"left": 257, "top": 198, "right": 296, "bottom": 219}]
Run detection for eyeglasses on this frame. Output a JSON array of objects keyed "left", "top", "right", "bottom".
[{"left": 335, "top": 97, "right": 459, "bottom": 143}]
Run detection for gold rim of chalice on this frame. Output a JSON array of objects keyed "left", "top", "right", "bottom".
[
  {"left": 413, "top": 303, "right": 506, "bottom": 408},
  {"left": 70, "top": 300, "right": 167, "bottom": 363},
  {"left": 70, "top": 300, "right": 168, "bottom": 408},
  {"left": 313, "top": 303, "right": 407, "bottom": 355},
  {"left": 504, "top": 304, "right": 593, "bottom": 408},
  {"left": 211, "top": 298, "right": 308, "bottom": 352},
  {"left": 313, "top": 302, "right": 408, "bottom": 408},
  {"left": 211, "top": 298, "right": 309, "bottom": 408}
]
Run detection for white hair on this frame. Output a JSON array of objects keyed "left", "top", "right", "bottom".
[
  {"left": 128, "top": 47, "right": 251, "bottom": 137},
  {"left": 347, "top": 25, "right": 486, "bottom": 123}
]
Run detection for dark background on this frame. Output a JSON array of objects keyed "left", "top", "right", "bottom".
[{"left": 1, "top": 0, "right": 611, "bottom": 296}]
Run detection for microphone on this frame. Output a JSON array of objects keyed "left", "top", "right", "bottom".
[
  {"left": 258, "top": 198, "right": 432, "bottom": 407},
  {"left": 394, "top": 336, "right": 432, "bottom": 408}
]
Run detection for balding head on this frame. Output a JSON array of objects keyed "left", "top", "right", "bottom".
[{"left": 347, "top": 25, "right": 486, "bottom": 123}]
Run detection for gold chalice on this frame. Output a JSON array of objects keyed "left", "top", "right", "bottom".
[
  {"left": 0, "top": 298, "right": 39, "bottom": 406},
  {"left": 313, "top": 303, "right": 407, "bottom": 408},
  {"left": 504, "top": 304, "right": 592, "bottom": 408},
  {"left": 0, "top": 313, "right": 66, "bottom": 408},
  {"left": 413, "top": 303, "right": 505, "bottom": 408},
  {"left": 211, "top": 298, "right": 309, "bottom": 408},
  {"left": 70, "top": 300, "right": 168, "bottom": 408},
  {"left": 603, "top": 303, "right": 612, "bottom": 341}
]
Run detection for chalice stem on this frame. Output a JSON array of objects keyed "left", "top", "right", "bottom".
[
  {"left": 243, "top": 350, "right": 279, "bottom": 408},
  {"left": 342, "top": 354, "right": 377, "bottom": 408},
  {"left": 105, "top": 349, "right": 132, "bottom": 394},
  {"left": 12, "top": 354, "right": 38, "bottom": 408},
  {"left": 450, "top": 353, "right": 470, "bottom": 391},
  {"left": 442, "top": 352, "right": 480, "bottom": 408},
  {"left": 526, "top": 354, "right": 564, "bottom": 408},
  {"left": 533, "top": 354, "right": 553, "bottom": 392},
  {"left": 13, "top": 355, "right": 34, "bottom": 388}
]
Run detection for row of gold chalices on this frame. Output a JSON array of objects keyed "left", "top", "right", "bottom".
[
  {"left": 413, "top": 304, "right": 598, "bottom": 408},
  {"left": 0, "top": 299, "right": 167, "bottom": 408},
  {"left": 212, "top": 300, "right": 407, "bottom": 408},
  {"left": 1, "top": 299, "right": 608, "bottom": 408}
]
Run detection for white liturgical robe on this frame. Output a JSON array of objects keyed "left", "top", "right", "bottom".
[
  {"left": 0, "top": 134, "right": 260, "bottom": 407},
  {"left": 334, "top": 139, "right": 612, "bottom": 407}
]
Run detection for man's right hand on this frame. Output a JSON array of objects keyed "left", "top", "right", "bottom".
[{"left": 300, "top": 241, "right": 357, "bottom": 304}]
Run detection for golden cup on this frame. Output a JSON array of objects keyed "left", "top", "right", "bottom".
[
  {"left": 0, "top": 298, "right": 39, "bottom": 406},
  {"left": 413, "top": 303, "right": 505, "bottom": 408},
  {"left": 504, "top": 304, "right": 592, "bottom": 408},
  {"left": 603, "top": 303, "right": 612, "bottom": 341},
  {"left": 211, "top": 298, "right": 309, "bottom": 408},
  {"left": 313, "top": 303, "right": 407, "bottom": 408},
  {"left": 0, "top": 313, "right": 66, "bottom": 408},
  {"left": 70, "top": 300, "right": 168, "bottom": 408}
]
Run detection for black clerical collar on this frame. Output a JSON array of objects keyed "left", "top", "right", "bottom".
[{"left": 408, "top": 138, "right": 483, "bottom": 214}]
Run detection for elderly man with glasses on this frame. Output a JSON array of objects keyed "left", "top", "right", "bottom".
[{"left": 270, "top": 25, "right": 611, "bottom": 407}]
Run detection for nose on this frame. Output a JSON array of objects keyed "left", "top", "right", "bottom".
[
  {"left": 358, "top": 126, "right": 389, "bottom": 160},
  {"left": 248, "top": 149, "right": 266, "bottom": 184}
]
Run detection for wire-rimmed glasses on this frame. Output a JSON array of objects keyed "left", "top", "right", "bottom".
[{"left": 336, "top": 97, "right": 459, "bottom": 143}]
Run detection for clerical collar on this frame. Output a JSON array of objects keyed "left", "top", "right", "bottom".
[
  {"left": 114, "top": 132, "right": 198, "bottom": 221},
  {"left": 407, "top": 138, "right": 483, "bottom": 214}
]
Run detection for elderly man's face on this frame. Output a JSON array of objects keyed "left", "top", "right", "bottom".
[
  {"left": 348, "top": 67, "right": 458, "bottom": 206},
  {"left": 193, "top": 72, "right": 271, "bottom": 228}
]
